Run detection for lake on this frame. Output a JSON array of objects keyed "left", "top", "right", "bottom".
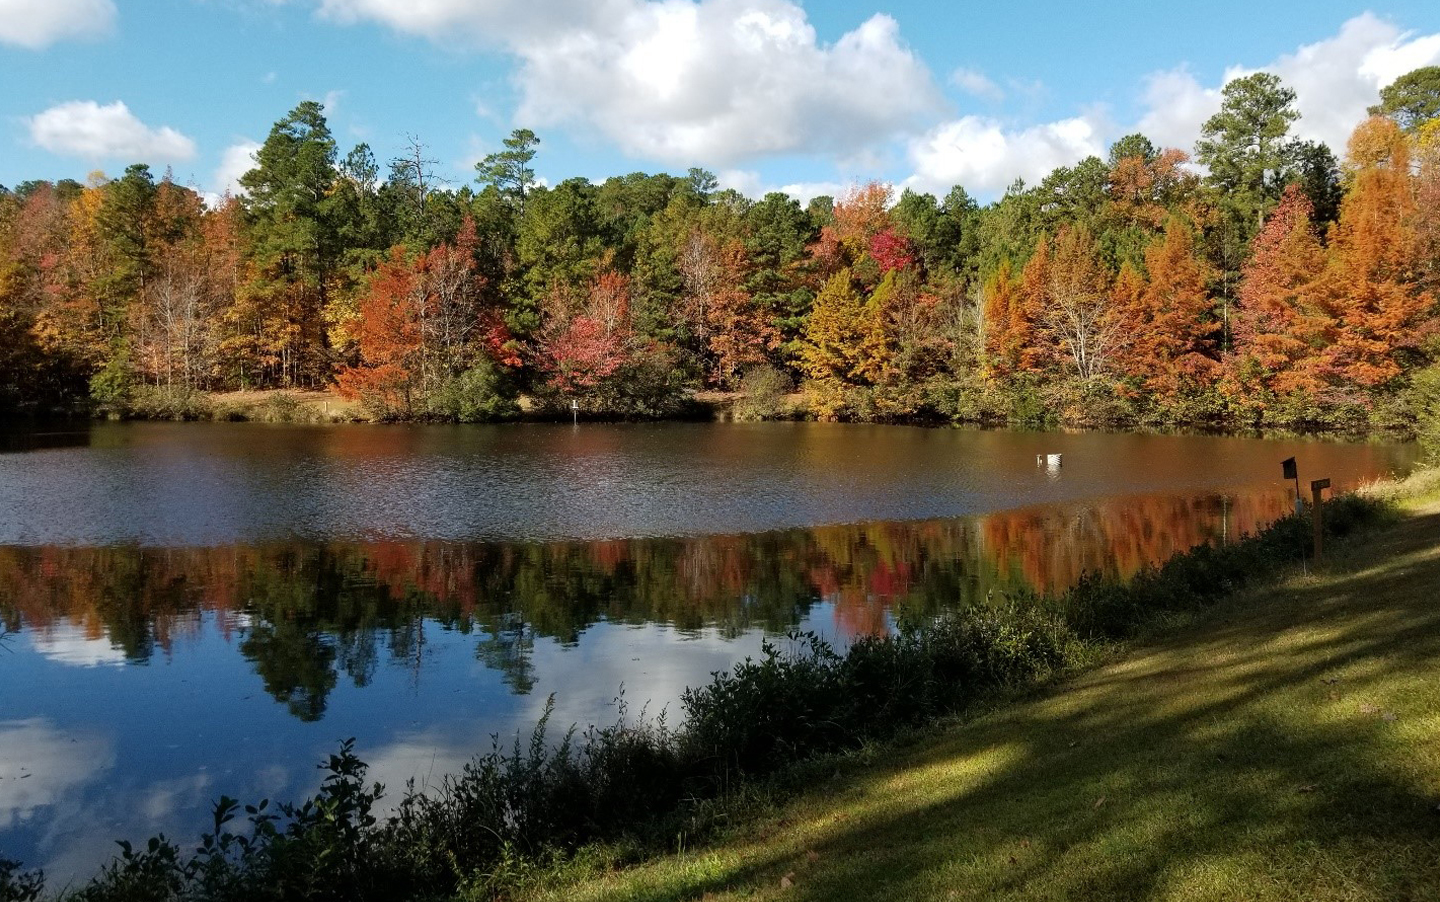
[{"left": 0, "top": 421, "right": 1417, "bottom": 881}]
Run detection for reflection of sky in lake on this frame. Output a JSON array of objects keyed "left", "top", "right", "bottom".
[{"left": 0, "top": 607, "right": 837, "bottom": 884}]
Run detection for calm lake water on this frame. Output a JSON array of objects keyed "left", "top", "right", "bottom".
[{"left": 0, "top": 421, "right": 1418, "bottom": 881}]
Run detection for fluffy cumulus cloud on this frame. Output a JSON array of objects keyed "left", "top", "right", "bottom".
[
  {"left": 775, "top": 179, "right": 848, "bottom": 205},
  {"left": 908, "top": 13, "right": 1440, "bottom": 199},
  {"left": 905, "top": 114, "right": 1106, "bottom": 196},
  {"left": 1133, "top": 67, "right": 1223, "bottom": 156},
  {"left": 315, "top": 0, "right": 940, "bottom": 167},
  {"left": 304, "top": 3, "right": 1440, "bottom": 198},
  {"left": 213, "top": 140, "right": 263, "bottom": 197},
  {"left": 0, "top": 0, "right": 115, "bottom": 49},
  {"left": 1276, "top": 13, "right": 1440, "bottom": 152},
  {"left": 1139, "top": 14, "right": 1440, "bottom": 160},
  {"left": 27, "top": 101, "right": 197, "bottom": 162}
]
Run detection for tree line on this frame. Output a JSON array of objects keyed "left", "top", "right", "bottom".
[{"left": 2, "top": 67, "right": 1438, "bottom": 432}]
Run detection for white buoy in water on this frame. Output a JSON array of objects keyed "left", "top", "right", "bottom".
[{"left": 1037, "top": 452, "right": 1062, "bottom": 477}]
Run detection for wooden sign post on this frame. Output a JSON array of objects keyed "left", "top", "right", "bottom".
[{"left": 1311, "top": 478, "right": 1331, "bottom": 563}]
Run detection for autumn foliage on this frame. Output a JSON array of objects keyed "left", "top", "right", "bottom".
[{"left": 3, "top": 99, "right": 1440, "bottom": 431}]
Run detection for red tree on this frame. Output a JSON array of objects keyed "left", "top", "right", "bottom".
[
  {"left": 538, "top": 271, "right": 633, "bottom": 398},
  {"left": 335, "top": 247, "right": 424, "bottom": 414}
]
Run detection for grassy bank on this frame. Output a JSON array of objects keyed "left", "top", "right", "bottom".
[
  {"left": 79, "top": 387, "right": 726, "bottom": 424},
  {"left": 521, "top": 472, "right": 1440, "bottom": 902}
]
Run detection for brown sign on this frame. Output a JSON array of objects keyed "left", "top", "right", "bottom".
[{"left": 1311, "top": 478, "right": 1331, "bottom": 491}]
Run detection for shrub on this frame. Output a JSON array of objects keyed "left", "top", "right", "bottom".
[
  {"left": 124, "top": 385, "right": 213, "bottom": 421},
  {"left": 88, "top": 353, "right": 134, "bottom": 410},
  {"left": 248, "top": 393, "right": 326, "bottom": 424},
  {"left": 426, "top": 360, "right": 520, "bottom": 423},
  {"left": 1409, "top": 363, "right": 1440, "bottom": 463},
  {"left": 732, "top": 365, "right": 793, "bottom": 421},
  {"left": 0, "top": 859, "right": 43, "bottom": 902},
  {"left": 64, "top": 740, "right": 386, "bottom": 902}
]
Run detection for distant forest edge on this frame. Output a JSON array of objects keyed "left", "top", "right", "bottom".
[{"left": 2, "top": 69, "right": 1440, "bottom": 442}]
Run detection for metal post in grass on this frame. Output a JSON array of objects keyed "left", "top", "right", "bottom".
[
  {"left": 1283, "top": 457, "right": 1305, "bottom": 573},
  {"left": 1282, "top": 457, "right": 1301, "bottom": 516},
  {"left": 1311, "top": 478, "right": 1331, "bottom": 564}
]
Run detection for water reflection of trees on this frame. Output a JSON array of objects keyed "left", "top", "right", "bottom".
[{"left": 0, "top": 491, "right": 1298, "bottom": 720}]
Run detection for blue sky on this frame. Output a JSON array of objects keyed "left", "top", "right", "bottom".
[{"left": 2, "top": 0, "right": 1439, "bottom": 203}]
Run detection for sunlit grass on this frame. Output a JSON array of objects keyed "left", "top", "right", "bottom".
[{"left": 519, "top": 495, "right": 1440, "bottom": 902}]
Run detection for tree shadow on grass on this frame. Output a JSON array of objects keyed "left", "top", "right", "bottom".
[{"left": 590, "top": 510, "right": 1440, "bottom": 901}]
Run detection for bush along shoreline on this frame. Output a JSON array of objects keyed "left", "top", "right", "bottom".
[{"left": 0, "top": 493, "right": 1390, "bottom": 902}]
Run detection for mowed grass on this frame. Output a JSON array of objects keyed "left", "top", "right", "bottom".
[{"left": 521, "top": 484, "right": 1440, "bottom": 902}]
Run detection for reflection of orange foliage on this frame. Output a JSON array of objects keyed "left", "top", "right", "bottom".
[
  {"left": 0, "top": 487, "right": 1338, "bottom": 652},
  {"left": 980, "top": 492, "right": 1296, "bottom": 596}
]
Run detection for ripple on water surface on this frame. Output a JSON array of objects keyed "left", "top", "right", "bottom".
[{"left": 0, "top": 421, "right": 1417, "bottom": 545}]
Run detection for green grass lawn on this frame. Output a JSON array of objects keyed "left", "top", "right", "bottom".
[{"left": 520, "top": 486, "right": 1440, "bottom": 902}]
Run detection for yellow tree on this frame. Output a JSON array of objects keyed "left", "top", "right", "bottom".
[
  {"left": 1036, "top": 226, "right": 1117, "bottom": 380},
  {"left": 798, "top": 270, "right": 868, "bottom": 417},
  {"left": 1412, "top": 119, "right": 1440, "bottom": 299}
]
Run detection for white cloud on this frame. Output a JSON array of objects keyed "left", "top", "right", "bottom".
[
  {"left": 905, "top": 113, "right": 1106, "bottom": 196},
  {"left": 716, "top": 169, "right": 847, "bottom": 204},
  {"left": 950, "top": 67, "right": 1004, "bottom": 103},
  {"left": 213, "top": 139, "right": 262, "bottom": 197},
  {"left": 516, "top": 3, "right": 939, "bottom": 165},
  {"left": 776, "top": 180, "right": 847, "bottom": 205},
  {"left": 0, "top": 718, "right": 114, "bottom": 831},
  {"left": 1137, "top": 14, "right": 1440, "bottom": 162},
  {"left": 0, "top": 0, "right": 116, "bottom": 49},
  {"left": 1274, "top": 13, "right": 1440, "bottom": 153},
  {"left": 29, "top": 625, "right": 127, "bottom": 668},
  {"left": 315, "top": 0, "right": 614, "bottom": 45},
  {"left": 906, "top": 14, "right": 1440, "bottom": 199},
  {"left": 1360, "top": 30, "right": 1440, "bottom": 86},
  {"left": 313, "top": 0, "right": 941, "bottom": 167},
  {"left": 27, "top": 101, "right": 197, "bottom": 162},
  {"left": 1134, "top": 66, "right": 1222, "bottom": 156},
  {"left": 301, "top": 3, "right": 1440, "bottom": 197},
  {"left": 716, "top": 168, "right": 764, "bottom": 196}
]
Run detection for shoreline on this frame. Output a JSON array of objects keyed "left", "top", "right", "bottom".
[
  {"left": 517, "top": 469, "right": 1440, "bottom": 901},
  {"left": 0, "top": 387, "right": 1418, "bottom": 446}
]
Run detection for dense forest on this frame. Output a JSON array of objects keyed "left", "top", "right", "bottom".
[{"left": 2, "top": 68, "right": 1438, "bottom": 434}]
